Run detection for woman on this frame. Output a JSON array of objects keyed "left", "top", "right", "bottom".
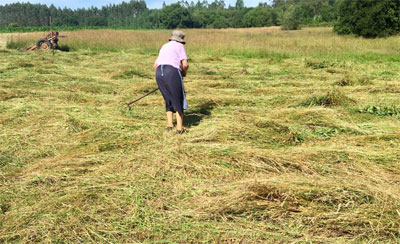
[{"left": 153, "top": 30, "right": 189, "bottom": 134}]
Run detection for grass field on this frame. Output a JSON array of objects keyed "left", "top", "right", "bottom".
[{"left": 1, "top": 27, "right": 400, "bottom": 243}]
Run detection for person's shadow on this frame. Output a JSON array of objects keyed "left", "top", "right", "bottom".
[{"left": 184, "top": 100, "right": 215, "bottom": 128}]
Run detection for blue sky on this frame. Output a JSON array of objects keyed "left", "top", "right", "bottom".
[{"left": 0, "top": 0, "right": 266, "bottom": 9}]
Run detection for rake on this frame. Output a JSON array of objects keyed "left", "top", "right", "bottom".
[{"left": 127, "top": 88, "right": 159, "bottom": 107}]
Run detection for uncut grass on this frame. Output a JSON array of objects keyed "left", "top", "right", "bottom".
[
  {"left": 7, "top": 27, "right": 400, "bottom": 59},
  {"left": 1, "top": 28, "right": 400, "bottom": 242}
]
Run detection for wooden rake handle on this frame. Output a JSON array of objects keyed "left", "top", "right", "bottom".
[{"left": 127, "top": 88, "right": 159, "bottom": 106}]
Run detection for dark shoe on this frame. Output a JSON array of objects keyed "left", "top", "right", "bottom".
[
  {"left": 167, "top": 127, "right": 173, "bottom": 132},
  {"left": 176, "top": 129, "right": 187, "bottom": 134}
]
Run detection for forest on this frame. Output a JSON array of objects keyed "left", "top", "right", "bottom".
[
  {"left": 1, "top": 0, "right": 399, "bottom": 37},
  {"left": 0, "top": 0, "right": 340, "bottom": 29}
]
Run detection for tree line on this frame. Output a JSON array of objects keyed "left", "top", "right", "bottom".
[
  {"left": 0, "top": 0, "right": 339, "bottom": 29},
  {"left": 0, "top": 0, "right": 399, "bottom": 38}
]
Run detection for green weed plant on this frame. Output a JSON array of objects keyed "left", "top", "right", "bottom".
[{"left": 358, "top": 105, "right": 400, "bottom": 117}]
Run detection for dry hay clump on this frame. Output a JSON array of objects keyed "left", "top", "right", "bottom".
[
  {"left": 186, "top": 180, "right": 298, "bottom": 221},
  {"left": 185, "top": 178, "right": 400, "bottom": 239},
  {"left": 305, "top": 59, "right": 345, "bottom": 70},
  {"left": 254, "top": 119, "right": 304, "bottom": 145},
  {"left": 335, "top": 73, "right": 373, "bottom": 86},
  {"left": 296, "top": 89, "right": 356, "bottom": 107}
]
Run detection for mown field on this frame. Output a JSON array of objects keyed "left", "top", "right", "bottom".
[{"left": 1, "top": 27, "right": 400, "bottom": 243}]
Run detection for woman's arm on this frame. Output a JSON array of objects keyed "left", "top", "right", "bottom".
[
  {"left": 181, "top": 59, "right": 189, "bottom": 77},
  {"left": 153, "top": 63, "right": 158, "bottom": 72}
]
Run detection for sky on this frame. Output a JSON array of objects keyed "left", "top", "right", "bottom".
[{"left": 0, "top": 0, "right": 266, "bottom": 9}]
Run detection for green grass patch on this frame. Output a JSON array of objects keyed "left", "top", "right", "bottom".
[
  {"left": 357, "top": 105, "right": 400, "bottom": 117},
  {"left": 5, "top": 39, "right": 31, "bottom": 49},
  {"left": 112, "top": 68, "right": 152, "bottom": 80}
]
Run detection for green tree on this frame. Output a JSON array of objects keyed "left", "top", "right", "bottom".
[
  {"left": 235, "top": 0, "right": 244, "bottom": 9},
  {"left": 281, "top": 5, "right": 302, "bottom": 30},
  {"left": 53, "top": 16, "right": 79, "bottom": 26},
  {"left": 334, "top": 0, "right": 400, "bottom": 38},
  {"left": 85, "top": 15, "right": 107, "bottom": 26},
  {"left": 160, "top": 3, "right": 193, "bottom": 28},
  {"left": 192, "top": 9, "right": 211, "bottom": 28},
  {"left": 272, "top": 0, "right": 286, "bottom": 8},
  {"left": 242, "top": 6, "right": 277, "bottom": 27}
]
